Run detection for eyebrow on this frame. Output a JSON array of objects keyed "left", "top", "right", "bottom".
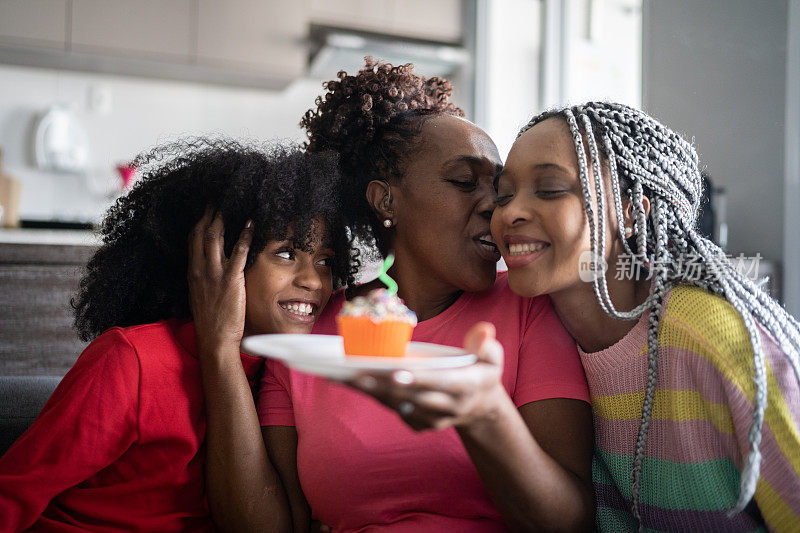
[
  {"left": 494, "top": 163, "right": 570, "bottom": 189},
  {"left": 442, "top": 155, "right": 482, "bottom": 166},
  {"left": 441, "top": 155, "right": 502, "bottom": 171},
  {"left": 532, "top": 163, "right": 571, "bottom": 173}
]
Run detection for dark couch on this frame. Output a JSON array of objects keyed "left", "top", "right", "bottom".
[{"left": 0, "top": 376, "right": 61, "bottom": 457}]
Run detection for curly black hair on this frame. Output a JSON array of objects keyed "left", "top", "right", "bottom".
[
  {"left": 301, "top": 57, "right": 464, "bottom": 256},
  {"left": 72, "top": 138, "right": 354, "bottom": 341}
]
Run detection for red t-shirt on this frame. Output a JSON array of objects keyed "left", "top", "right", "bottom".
[
  {"left": 0, "top": 320, "right": 263, "bottom": 533},
  {"left": 257, "top": 271, "right": 589, "bottom": 532}
]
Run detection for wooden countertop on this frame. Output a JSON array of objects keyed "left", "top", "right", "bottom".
[
  {"left": 0, "top": 229, "right": 100, "bottom": 264},
  {"left": 0, "top": 228, "right": 100, "bottom": 246}
]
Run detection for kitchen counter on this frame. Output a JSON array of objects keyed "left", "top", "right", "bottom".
[
  {"left": 0, "top": 229, "right": 100, "bottom": 265},
  {"left": 1, "top": 230, "right": 99, "bottom": 375},
  {"left": 0, "top": 228, "right": 100, "bottom": 246}
]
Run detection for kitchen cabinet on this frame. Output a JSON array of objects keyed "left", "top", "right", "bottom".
[
  {"left": 197, "top": 0, "right": 306, "bottom": 77},
  {"left": 0, "top": 0, "right": 68, "bottom": 51},
  {"left": 309, "top": 0, "right": 463, "bottom": 43},
  {"left": 0, "top": 0, "right": 306, "bottom": 89},
  {"left": 310, "top": 0, "right": 391, "bottom": 35},
  {"left": 0, "top": 0, "right": 465, "bottom": 90},
  {"left": 71, "top": 0, "right": 193, "bottom": 62},
  {"left": 390, "top": 0, "right": 463, "bottom": 43}
]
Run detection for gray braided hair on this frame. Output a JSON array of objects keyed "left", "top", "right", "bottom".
[{"left": 517, "top": 102, "right": 800, "bottom": 526}]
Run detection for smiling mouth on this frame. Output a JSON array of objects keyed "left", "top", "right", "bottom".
[
  {"left": 508, "top": 242, "right": 549, "bottom": 256},
  {"left": 278, "top": 301, "right": 316, "bottom": 318}
]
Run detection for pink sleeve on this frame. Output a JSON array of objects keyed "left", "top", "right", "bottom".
[
  {"left": 256, "top": 359, "right": 295, "bottom": 427},
  {"left": 512, "top": 296, "right": 589, "bottom": 407},
  {"left": 0, "top": 329, "right": 140, "bottom": 531}
]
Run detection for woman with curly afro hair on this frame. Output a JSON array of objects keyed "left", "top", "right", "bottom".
[
  {"left": 0, "top": 139, "right": 352, "bottom": 532},
  {"left": 192, "top": 59, "right": 595, "bottom": 531}
]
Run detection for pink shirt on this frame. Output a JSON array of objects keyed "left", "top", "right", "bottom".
[{"left": 257, "top": 272, "right": 589, "bottom": 532}]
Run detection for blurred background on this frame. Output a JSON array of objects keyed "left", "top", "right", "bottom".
[{"left": 0, "top": 0, "right": 798, "bottom": 374}]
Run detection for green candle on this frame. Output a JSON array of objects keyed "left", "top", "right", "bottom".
[{"left": 378, "top": 253, "right": 398, "bottom": 295}]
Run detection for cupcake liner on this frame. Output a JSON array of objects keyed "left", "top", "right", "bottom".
[{"left": 336, "top": 316, "right": 413, "bottom": 357}]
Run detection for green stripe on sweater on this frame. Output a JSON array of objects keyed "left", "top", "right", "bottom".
[{"left": 594, "top": 448, "right": 741, "bottom": 510}]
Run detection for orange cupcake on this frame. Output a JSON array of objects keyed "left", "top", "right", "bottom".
[{"left": 336, "top": 288, "right": 417, "bottom": 357}]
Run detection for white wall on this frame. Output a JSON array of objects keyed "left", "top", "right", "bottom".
[
  {"left": 478, "top": 0, "right": 543, "bottom": 159},
  {"left": 478, "top": 0, "right": 642, "bottom": 159},
  {"left": 642, "top": 0, "right": 788, "bottom": 269},
  {"left": 564, "top": 0, "right": 641, "bottom": 108},
  {"left": 0, "top": 64, "right": 326, "bottom": 223}
]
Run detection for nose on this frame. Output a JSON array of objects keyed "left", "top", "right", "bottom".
[
  {"left": 476, "top": 181, "right": 496, "bottom": 221},
  {"left": 294, "top": 258, "right": 323, "bottom": 292},
  {"left": 496, "top": 195, "right": 529, "bottom": 228}
]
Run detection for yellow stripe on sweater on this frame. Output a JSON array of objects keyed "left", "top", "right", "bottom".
[
  {"left": 591, "top": 389, "right": 734, "bottom": 435},
  {"left": 633, "top": 285, "right": 800, "bottom": 528},
  {"left": 754, "top": 476, "right": 800, "bottom": 532},
  {"left": 661, "top": 287, "right": 800, "bottom": 480}
]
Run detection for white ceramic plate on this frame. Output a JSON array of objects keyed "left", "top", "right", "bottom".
[{"left": 242, "top": 334, "right": 476, "bottom": 380}]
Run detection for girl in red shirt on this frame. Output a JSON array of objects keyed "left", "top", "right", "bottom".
[{"left": 0, "top": 139, "right": 353, "bottom": 532}]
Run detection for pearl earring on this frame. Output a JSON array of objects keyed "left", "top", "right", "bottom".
[
  {"left": 383, "top": 219, "right": 393, "bottom": 228},
  {"left": 624, "top": 226, "right": 633, "bottom": 238}
]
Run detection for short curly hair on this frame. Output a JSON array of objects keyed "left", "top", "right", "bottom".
[
  {"left": 72, "top": 138, "right": 354, "bottom": 341},
  {"left": 301, "top": 57, "right": 464, "bottom": 256}
]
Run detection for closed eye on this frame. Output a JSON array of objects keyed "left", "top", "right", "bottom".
[
  {"left": 494, "top": 194, "right": 513, "bottom": 206},
  {"left": 537, "top": 190, "right": 567, "bottom": 198},
  {"left": 446, "top": 179, "right": 478, "bottom": 192}
]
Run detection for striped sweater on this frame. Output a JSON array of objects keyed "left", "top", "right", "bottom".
[{"left": 580, "top": 285, "right": 800, "bottom": 532}]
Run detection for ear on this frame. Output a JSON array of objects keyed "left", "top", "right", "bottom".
[
  {"left": 622, "top": 194, "right": 651, "bottom": 227},
  {"left": 366, "top": 180, "right": 394, "bottom": 220}
]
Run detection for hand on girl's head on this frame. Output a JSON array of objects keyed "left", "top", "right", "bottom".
[{"left": 187, "top": 207, "right": 253, "bottom": 354}]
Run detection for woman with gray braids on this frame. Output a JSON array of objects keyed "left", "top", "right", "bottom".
[{"left": 492, "top": 101, "right": 800, "bottom": 531}]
